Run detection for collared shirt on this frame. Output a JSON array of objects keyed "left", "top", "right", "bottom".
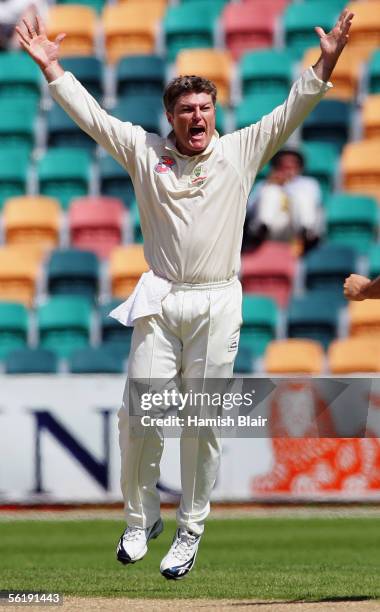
[{"left": 48, "top": 67, "right": 331, "bottom": 284}]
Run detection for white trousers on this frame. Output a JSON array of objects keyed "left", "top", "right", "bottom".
[{"left": 118, "top": 277, "right": 242, "bottom": 535}]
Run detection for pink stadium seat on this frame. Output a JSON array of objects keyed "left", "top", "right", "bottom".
[
  {"left": 69, "top": 196, "right": 124, "bottom": 259},
  {"left": 241, "top": 241, "right": 297, "bottom": 307}
]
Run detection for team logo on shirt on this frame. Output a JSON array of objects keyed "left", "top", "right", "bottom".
[
  {"left": 154, "top": 156, "right": 176, "bottom": 174},
  {"left": 190, "top": 164, "right": 207, "bottom": 186}
]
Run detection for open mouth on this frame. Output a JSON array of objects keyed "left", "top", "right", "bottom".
[{"left": 189, "top": 126, "right": 205, "bottom": 137}]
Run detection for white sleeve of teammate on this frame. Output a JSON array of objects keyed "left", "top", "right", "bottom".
[{"left": 48, "top": 71, "right": 144, "bottom": 176}]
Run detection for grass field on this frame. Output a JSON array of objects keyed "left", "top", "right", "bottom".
[{"left": 1, "top": 517, "right": 380, "bottom": 602}]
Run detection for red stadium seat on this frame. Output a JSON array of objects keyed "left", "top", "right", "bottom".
[
  {"left": 241, "top": 241, "right": 297, "bottom": 307},
  {"left": 69, "top": 196, "right": 124, "bottom": 259}
]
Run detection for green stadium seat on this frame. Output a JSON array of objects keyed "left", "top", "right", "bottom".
[
  {"left": 234, "top": 345, "right": 255, "bottom": 374},
  {"left": 235, "top": 92, "right": 284, "bottom": 129},
  {"left": 130, "top": 200, "right": 143, "bottom": 243},
  {"left": 5, "top": 348, "right": 58, "bottom": 374},
  {"left": 99, "top": 155, "right": 134, "bottom": 208},
  {"left": 60, "top": 56, "right": 103, "bottom": 101},
  {"left": 0, "top": 52, "right": 41, "bottom": 106},
  {"left": 283, "top": 1, "right": 340, "bottom": 60},
  {"left": 37, "top": 296, "right": 92, "bottom": 358},
  {"left": 239, "top": 49, "right": 293, "bottom": 99},
  {"left": 69, "top": 346, "right": 124, "bottom": 373},
  {"left": 301, "top": 99, "right": 351, "bottom": 151},
  {"left": 37, "top": 147, "right": 91, "bottom": 210},
  {"left": 216, "top": 105, "right": 226, "bottom": 135},
  {"left": 116, "top": 55, "right": 165, "bottom": 98},
  {"left": 0, "top": 149, "right": 29, "bottom": 210},
  {"left": 163, "top": 2, "right": 225, "bottom": 62},
  {"left": 326, "top": 193, "right": 378, "bottom": 255},
  {"left": 286, "top": 290, "right": 341, "bottom": 350},
  {"left": 0, "top": 302, "right": 28, "bottom": 360},
  {"left": 100, "top": 299, "right": 133, "bottom": 358},
  {"left": 301, "top": 141, "right": 338, "bottom": 201},
  {"left": 304, "top": 243, "right": 358, "bottom": 294},
  {"left": 46, "top": 249, "right": 99, "bottom": 302},
  {"left": 47, "top": 104, "right": 96, "bottom": 150},
  {"left": 368, "top": 49, "right": 380, "bottom": 94},
  {"left": 368, "top": 244, "right": 380, "bottom": 278},
  {"left": 113, "top": 94, "right": 162, "bottom": 134},
  {"left": 239, "top": 294, "right": 278, "bottom": 357},
  {"left": 56, "top": 0, "right": 105, "bottom": 15},
  {"left": 0, "top": 100, "right": 36, "bottom": 155}
]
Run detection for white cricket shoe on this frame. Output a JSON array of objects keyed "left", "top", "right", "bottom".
[
  {"left": 160, "top": 528, "right": 201, "bottom": 580},
  {"left": 116, "top": 518, "right": 163, "bottom": 565}
]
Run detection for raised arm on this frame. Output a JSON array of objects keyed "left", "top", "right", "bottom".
[
  {"left": 15, "top": 14, "right": 65, "bottom": 82},
  {"left": 313, "top": 8, "right": 354, "bottom": 83}
]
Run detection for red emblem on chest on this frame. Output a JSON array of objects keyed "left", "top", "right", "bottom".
[{"left": 154, "top": 156, "right": 176, "bottom": 174}]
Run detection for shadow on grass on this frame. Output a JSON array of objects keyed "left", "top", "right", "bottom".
[{"left": 226, "top": 596, "right": 376, "bottom": 607}]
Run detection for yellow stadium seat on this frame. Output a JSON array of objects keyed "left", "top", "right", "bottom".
[
  {"left": 346, "top": 1, "right": 380, "bottom": 62},
  {"left": 362, "top": 94, "right": 380, "bottom": 139},
  {"left": 0, "top": 245, "right": 43, "bottom": 306},
  {"left": 46, "top": 5, "right": 97, "bottom": 57},
  {"left": 264, "top": 339, "right": 324, "bottom": 374},
  {"left": 348, "top": 299, "right": 380, "bottom": 337},
  {"left": 110, "top": 244, "right": 149, "bottom": 298},
  {"left": 3, "top": 196, "right": 61, "bottom": 249},
  {"left": 103, "top": 2, "right": 166, "bottom": 64},
  {"left": 176, "top": 49, "right": 233, "bottom": 106},
  {"left": 341, "top": 139, "right": 380, "bottom": 202},
  {"left": 302, "top": 46, "right": 360, "bottom": 100},
  {"left": 328, "top": 336, "right": 380, "bottom": 373}
]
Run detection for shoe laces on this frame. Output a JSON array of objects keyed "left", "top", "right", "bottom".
[
  {"left": 123, "top": 526, "right": 144, "bottom": 542},
  {"left": 172, "top": 530, "right": 198, "bottom": 562}
]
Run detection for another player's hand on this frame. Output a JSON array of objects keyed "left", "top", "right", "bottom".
[
  {"left": 343, "top": 274, "right": 371, "bottom": 301},
  {"left": 15, "top": 14, "right": 65, "bottom": 71},
  {"left": 315, "top": 8, "right": 354, "bottom": 61}
]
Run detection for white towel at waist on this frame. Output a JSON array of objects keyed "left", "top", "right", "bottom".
[{"left": 108, "top": 270, "right": 172, "bottom": 327}]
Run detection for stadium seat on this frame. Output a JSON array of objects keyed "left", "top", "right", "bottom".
[
  {"left": 60, "top": 56, "right": 103, "bottom": 101},
  {"left": 286, "top": 291, "right": 341, "bottom": 350},
  {"left": 301, "top": 99, "right": 351, "bottom": 151},
  {"left": 368, "top": 49, "right": 380, "bottom": 94},
  {"left": 100, "top": 298, "right": 133, "bottom": 358},
  {"left": 301, "top": 141, "right": 338, "bottom": 200},
  {"left": 5, "top": 348, "right": 58, "bottom": 374},
  {"left": 302, "top": 46, "right": 360, "bottom": 101},
  {"left": 234, "top": 344, "right": 255, "bottom": 374},
  {"left": 241, "top": 242, "right": 296, "bottom": 308},
  {"left": 99, "top": 155, "right": 134, "bottom": 208},
  {"left": 37, "top": 148, "right": 91, "bottom": 210},
  {"left": 0, "top": 245, "right": 43, "bottom": 306},
  {"left": 235, "top": 92, "right": 285, "bottom": 129},
  {"left": 348, "top": 299, "right": 380, "bottom": 338},
  {"left": 113, "top": 94, "right": 162, "bottom": 134},
  {"left": 283, "top": 1, "right": 340, "bottom": 60},
  {"left": 341, "top": 139, "right": 380, "bottom": 202},
  {"left": 176, "top": 49, "right": 232, "bottom": 106},
  {"left": 69, "top": 346, "right": 124, "bottom": 373},
  {"left": 163, "top": 2, "right": 225, "bottom": 62},
  {"left": 130, "top": 200, "right": 143, "bottom": 243},
  {"left": 264, "top": 339, "right": 324, "bottom": 374},
  {"left": 3, "top": 196, "right": 61, "bottom": 249},
  {"left": 304, "top": 243, "right": 357, "bottom": 295},
  {"left": 37, "top": 296, "right": 92, "bottom": 358},
  {"left": 240, "top": 294, "right": 278, "bottom": 357},
  {"left": 346, "top": 1, "right": 380, "bottom": 62},
  {"left": 325, "top": 193, "right": 378, "bottom": 255},
  {"left": 215, "top": 105, "right": 226, "bottom": 136},
  {"left": 116, "top": 55, "right": 165, "bottom": 98},
  {"left": 239, "top": 49, "right": 293, "bottom": 99},
  {"left": 0, "top": 100, "right": 36, "bottom": 155},
  {"left": 103, "top": 2, "right": 166, "bottom": 64},
  {"left": 0, "top": 302, "right": 28, "bottom": 360},
  {"left": 222, "top": 0, "right": 286, "bottom": 61},
  {"left": 69, "top": 196, "right": 124, "bottom": 259},
  {"left": 47, "top": 104, "right": 96, "bottom": 150},
  {"left": 46, "top": 248, "right": 99, "bottom": 301},
  {"left": 368, "top": 243, "right": 380, "bottom": 278},
  {"left": 56, "top": 0, "right": 106, "bottom": 15},
  {"left": 0, "top": 52, "right": 41, "bottom": 106},
  {"left": 46, "top": 5, "right": 97, "bottom": 57},
  {"left": 110, "top": 244, "right": 148, "bottom": 298},
  {"left": 362, "top": 94, "right": 380, "bottom": 139},
  {"left": 0, "top": 149, "right": 29, "bottom": 210},
  {"left": 328, "top": 337, "right": 380, "bottom": 373}
]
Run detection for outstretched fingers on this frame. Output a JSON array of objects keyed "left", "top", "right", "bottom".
[
  {"left": 35, "top": 14, "right": 46, "bottom": 37},
  {"left": 15, "top": 25, "right": 30, "bottom": 46},
  {"left": 22, "top": 17, "right": 35, "bottom": 39}
]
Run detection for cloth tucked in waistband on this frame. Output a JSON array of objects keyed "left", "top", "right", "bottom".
[{"left": 108, "top": 270, "right": 172, "bottom": 327}]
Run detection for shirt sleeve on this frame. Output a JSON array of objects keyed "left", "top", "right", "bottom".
[
  {"left": 48, "top": 71, "right": 145, "bottom": 176},
  {"left": 226, "top": 67, "right": 332, "bottom": 196}
]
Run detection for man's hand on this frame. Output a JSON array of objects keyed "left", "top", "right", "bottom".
[
  {"left": 15, "top": 14, "right": 65, "bottom": 82},
  {"left": 344, "top": 274, "right": 372, "bottom": 301},
  {"left": 313, "top": 8, "right": 354, "bottom": 82}
]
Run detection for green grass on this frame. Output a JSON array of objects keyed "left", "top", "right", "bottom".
[{"left": 0, "top": 518, "right": 380, "bottom": 600}]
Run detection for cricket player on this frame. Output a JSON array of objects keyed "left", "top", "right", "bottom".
[
  {"left": 17, "top": 8, "right": 353, "bottom": 580},
  {"left": 344, "top": 274, "right": 380, "bottom": 300}
]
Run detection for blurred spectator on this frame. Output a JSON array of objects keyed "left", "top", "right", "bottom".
[
  {"left": 243, "top": 148, "right": 322, "bottom": 254},
  {"left": 0, "top": 0, "right": 47, "bottom": 51}
]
